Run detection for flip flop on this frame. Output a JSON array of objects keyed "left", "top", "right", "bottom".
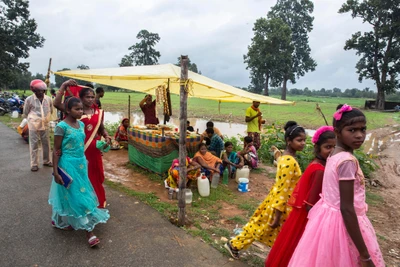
[
  {"left": 43, "top": 162, "right": 53, "bottom": 167},
  {"left": 88, "top": 236, "right": 100, "bottom": 247},
  {"left": 31, "top": 166, "right": 39, "bottom": 172},
  {"left": 224, "top": 242, "right": 240, "bottom": 260}
]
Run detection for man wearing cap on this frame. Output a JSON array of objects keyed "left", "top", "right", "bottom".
[
  {"left": 245, "top": 100, "right": 264, "bottom": 150},
  {"left": 23, "top": 79, "right": 53, "bottom": 171}
]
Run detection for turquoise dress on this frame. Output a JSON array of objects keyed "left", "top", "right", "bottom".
[{"left": 48, "top": 121, "right": 109, "bottom": 231}]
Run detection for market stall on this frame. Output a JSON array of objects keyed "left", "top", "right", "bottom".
[{"left": 128, "top": 126, "right": 201, "bottom": 174}]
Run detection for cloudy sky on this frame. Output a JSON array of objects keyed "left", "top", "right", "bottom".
[{"left": 27, "top": 0, "right": 375, "bottom": 91}]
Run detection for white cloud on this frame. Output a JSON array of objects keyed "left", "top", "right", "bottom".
[{"left": 26, "top": 0, "right": 375, "bottom": 90}]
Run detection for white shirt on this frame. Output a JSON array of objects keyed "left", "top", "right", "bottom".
[{"left": 23, "top": 94, "right": 53, "bottom": 131}]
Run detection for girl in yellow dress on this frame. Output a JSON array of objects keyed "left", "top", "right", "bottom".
[{"left": 225, "top": 121, "right": 306, "bottom": 259}]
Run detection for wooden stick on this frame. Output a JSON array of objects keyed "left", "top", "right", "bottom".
[
  {"left": 177, "top": 55, "right": 189, "bottom": 226},
  {"left": 316, "top": 103, "right": 329, "bottom": 126},
  {"left": 128, "top": 95, "right": 131, "bottom": 124}
]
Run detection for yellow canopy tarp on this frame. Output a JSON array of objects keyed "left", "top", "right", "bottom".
[{"left": 54, "top": 63, "right": 292, "bottom": 105}]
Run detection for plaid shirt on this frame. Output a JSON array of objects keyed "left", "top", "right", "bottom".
[{"left": 209, "top": 134, "right": 224, "bottom": 157}]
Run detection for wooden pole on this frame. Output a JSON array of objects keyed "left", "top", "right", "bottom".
[
  {"left": 45, "top": 58, "right": 52, "bottom": 90},
  {"left": 128, "top": 95, "right": 131, "bottom": 124},
  {"left": 177, "top": 55, "right": 189, "bottom": 226}
]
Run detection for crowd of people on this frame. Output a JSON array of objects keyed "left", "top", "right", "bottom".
[{"left": 22, "top": 79, "right": 384, "bottom": 266}]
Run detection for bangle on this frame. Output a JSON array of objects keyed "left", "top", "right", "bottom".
[{"left": 359, "top": 256, "right": 371, "bottom": 262}]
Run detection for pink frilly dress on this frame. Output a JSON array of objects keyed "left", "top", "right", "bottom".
[{"left": 288, "top": 152, "right": 384, "bottom": 267}]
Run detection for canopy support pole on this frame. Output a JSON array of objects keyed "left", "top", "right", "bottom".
[
  {"left": 128, "top": 95, "right": 131, "bottom": 124},
  {"left": 178, "top": 56, "right": 189, "bottom": 226}
]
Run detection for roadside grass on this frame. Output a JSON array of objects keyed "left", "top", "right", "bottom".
[{"left": 366, "top": 191, "right": 384, "bottom": 206}]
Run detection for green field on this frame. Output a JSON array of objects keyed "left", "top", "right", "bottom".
[
  {"left": 101, "top": 92, "right": 398, "bottom": 129},
  {"left": 5, "top": 90, "right": 398, "bottom": 129}
]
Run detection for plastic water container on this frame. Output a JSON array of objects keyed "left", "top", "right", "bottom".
[
  {"left": 222, "top": 168, "right": 229, "bottom": 185},
  {"left": 211, "top": 173, "right": 220, "bottom": 188},
  {"left": 235, "top": 166, "right": 250, "bottom": 183},
  {"left": 11, "top": 111, "right": 18, "bottom": 118},
  {"left": 184, "top": 188, "right": 193, "bottom": 204},
  {"left": 197, "top": 173, "right": 210, "bottom": 197},
  {"left": 238, "top": 178, "right": 249, "bottom": 192}
]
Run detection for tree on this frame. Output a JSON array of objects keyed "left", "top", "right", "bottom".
[
  {"left": 175, "top": 57, "right": 201, "bottom": 74},
  {"left": 339, "top": 0, "right": 400, "bottom": 110},
  {"left": 77, "top": 64, "right": 90, "bottom": 70},
  {"left": 268, "top": 0, "right": 317, "bottom": 100},
  {"left": 55, "top": 68, "right": 71, "bottom": 88},
  {"left": 244, "top": 17, "right": 293, "bottom": 96},
  {"left": 119, "top": 30, "right": 161, "bottom": 66},
  {"left": 0, "top": 0, "right": 45, "bottom": 87}
]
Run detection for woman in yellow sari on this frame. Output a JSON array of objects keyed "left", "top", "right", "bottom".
[{"left": 164, "top": 157, "right": 201, "bottom": 189}]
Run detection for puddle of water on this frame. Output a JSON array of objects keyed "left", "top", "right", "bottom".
[{"left": 105, "top": 111, "right": 316, "bottom": 139}]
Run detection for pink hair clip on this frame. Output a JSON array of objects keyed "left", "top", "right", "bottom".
[
  {"left": 312, "top": 126, "right": 334, "bottom": 144},
  {"left": 333, "top": 104, "right": 353, "bottom": 121}
]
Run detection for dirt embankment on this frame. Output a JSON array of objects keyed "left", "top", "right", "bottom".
[{"left": 103, "top": 126, "right": 400, "bottom": 266}]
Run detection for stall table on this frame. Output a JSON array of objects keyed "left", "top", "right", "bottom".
[{"left": 128, "top": 128, "right": 202, "bottom": 174}]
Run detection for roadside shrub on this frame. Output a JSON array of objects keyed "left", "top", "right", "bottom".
[{"left": 104, "top": 122, "right": 119, "bottom": 137}]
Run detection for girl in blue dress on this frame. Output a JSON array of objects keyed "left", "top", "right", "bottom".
[{"left": 49, "top": 97, "right": 109, "bottom": 247}]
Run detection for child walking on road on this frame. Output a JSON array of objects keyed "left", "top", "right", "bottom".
[
  {"left": 288, "top": 105, "right": 384, "bottom": 267},
  {"left": 49, "top": 97, "right": 109, "bottom": 247},
  {"left": 265, "top": 126, "right": 336, "bottom": 267},
  {"left": 225, "top": 121, "right": 306, "bottom": 259}
]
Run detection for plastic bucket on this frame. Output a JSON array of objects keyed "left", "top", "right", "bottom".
[{"left": 238, "top": 178, "right": 249, "bottom": 192}]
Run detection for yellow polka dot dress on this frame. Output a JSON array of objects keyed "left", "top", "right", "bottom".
[{"left": 230, "top": 155, "right": 302, "bottom": 250}]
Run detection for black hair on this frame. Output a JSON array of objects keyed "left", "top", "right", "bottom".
[
  {"left": 85, "top": 83, "right": 94, "bottom": 89},
  {"left": 96, "top": 87, "right": 104, "bottom": 94},
  {"left": 187, "top": 120, "right": 190, "bottom": 124},
  {"left": 50, "top": 89, "right": 56, "bottom": 94},
  {"left": 198, "top": 143, "right": 207, "bottom": 151},
  {"left": 206, "top": 121, "right": 214, "bottom": 128},
  {"left": 314, "top": 130, "right": 336, "bottom": 157},
  {"left": 224, "top": 141, "right": 233, "bottom": 148},
  {"left": 333, "top": 104, "right": 366, "bottom": 131},
  {"left": 206, "top": 127, "right": 214, "bottom": 135},
  {"left": 284, "top": 121, "right": 305, "bottom": 142},
  {"left": 244, "top": 136, "right": 253, "bottom": 144},
  {"left": 79, "top": 87, "right": 95, "bottom": 99},
  {"left": 64, "top": 97, "right": 81, "bottom": 114}
]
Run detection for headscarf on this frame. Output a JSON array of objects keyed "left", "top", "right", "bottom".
[{"left": 30, "top": 79, "right": 47, "bottom": 91}]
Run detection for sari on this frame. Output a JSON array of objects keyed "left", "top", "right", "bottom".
[
  {"left": 164, "top": 157, "right": 200, "bottom": 189},
  {"left": 80, "top": 108, "right": 106, "bottom": 208},
  {"left": 193, "top": 151, "right": 222, "bottom": 177}
]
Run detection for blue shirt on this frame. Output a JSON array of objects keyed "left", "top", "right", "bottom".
[{"left": 209, "top": 134, "right": 224, "bottom": 157}]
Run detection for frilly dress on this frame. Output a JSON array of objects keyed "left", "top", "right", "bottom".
[
  {"left": 288, "top": 152, "right": 384, "bottom": 267},
  {"left": 48, "top": 121, "right": 109, "bottom": 231}
]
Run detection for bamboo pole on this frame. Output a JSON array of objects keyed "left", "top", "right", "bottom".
[
  {"left": 128, "top": 95, "right": 131, "bottom": 124},
  {"left": 45, "top": 58, "right": 52, "bottom": 90},
  {"left": 177, "top": 55, "right": 189, "bottom": 226}
]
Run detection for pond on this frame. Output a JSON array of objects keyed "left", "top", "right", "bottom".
[{"left": 104, "top": 111, "right": 316, "bottom": 138}]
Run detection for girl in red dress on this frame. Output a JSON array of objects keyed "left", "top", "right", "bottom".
[
  {"left": 265, "top": 126, "right": 336, "bottom": 267},
  {"left": 54, "top": 80, "right": 111, "bottom": 209}
]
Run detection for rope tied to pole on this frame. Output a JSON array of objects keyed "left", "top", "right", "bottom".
[{"left": 180, "top": 79, "right": 194, "bottom": 95}]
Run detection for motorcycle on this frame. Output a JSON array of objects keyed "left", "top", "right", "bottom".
[{"left": 7, "top": 95, "right": 24, "bottom": 114}]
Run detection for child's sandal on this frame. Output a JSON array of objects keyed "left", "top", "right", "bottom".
[
  {"left": 224, "top": 242, "right": 240, "bottom": 259},
  {"left": 88, "top": 236, "right": 100, "bottom": 247}
]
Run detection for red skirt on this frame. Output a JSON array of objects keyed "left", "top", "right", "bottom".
[
  {"left": 265, "top": 206, "right": 308, "bottom": 267},
  {"left": 85, "top": 138, "right": 106, "bottom": 208}
]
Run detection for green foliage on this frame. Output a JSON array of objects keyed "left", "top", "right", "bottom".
[
  {"left": 222, "top": 135, "right": 244, "bottom": 152},
  {"left": 339, "top": 0, "right": 400, "bottom": 110},
  {"left": 0, "top": 0, "right": 45, "bottom": 87},
  {"left": 365, "top": 191, "right": 384, "bottom": 206},
  {"left": 104, "top": 122, "right": 119, "bottom": 137},
  {"left": 244, "top": 17, "right": 293, "bottom": 95},
  {"left": 354, "top": 150, "right": 379, "bottom": 178},
  {"left": 120, "top": 30, "right": 161, "bottom": 66},
  {"left": 175, "top": 57, "right": 201, "bottom": 74},
  {"left": 268, "top": 0, "right": 317, "bottom": 100}
]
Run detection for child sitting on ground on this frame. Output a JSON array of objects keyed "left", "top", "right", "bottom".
[{"left": 238, "top": 136, "right": 258, "bottom": 169}]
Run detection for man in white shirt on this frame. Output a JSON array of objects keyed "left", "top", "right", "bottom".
[{"left": 23, "top": 79, "right": 53, "bottom": 171}]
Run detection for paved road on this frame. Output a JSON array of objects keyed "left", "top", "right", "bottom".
[{"left": 0, "top": 122, "right": 247, "bottom": 267}]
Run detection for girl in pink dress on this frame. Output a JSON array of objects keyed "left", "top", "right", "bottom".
[{"left": 289, "top": 105, "right": 384, "bottom": 267}]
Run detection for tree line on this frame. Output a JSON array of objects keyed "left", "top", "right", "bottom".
[{"left": 1, "top": 0, "right": 399, "bottom": 109}]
